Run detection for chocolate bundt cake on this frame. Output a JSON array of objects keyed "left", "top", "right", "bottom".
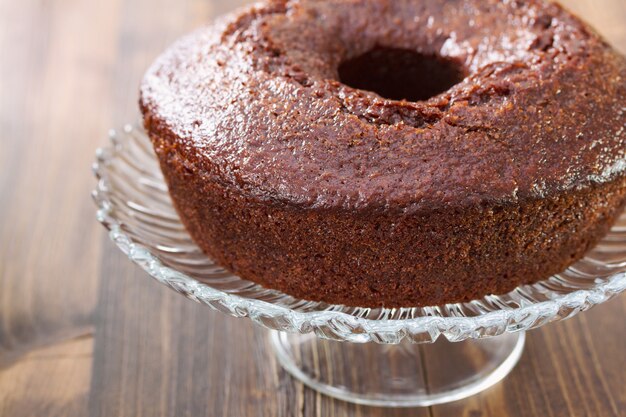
[{"left": 140, "top": 0, "right": 626, "bottom": 307}]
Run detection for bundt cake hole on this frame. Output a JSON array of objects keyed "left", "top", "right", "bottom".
[{"left": 338, "top": 46, "right": 466, "bottom": 102}]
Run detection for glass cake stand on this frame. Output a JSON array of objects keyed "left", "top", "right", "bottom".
[{"left": 92, "top": 124, "right": 626, "bottom": 407}]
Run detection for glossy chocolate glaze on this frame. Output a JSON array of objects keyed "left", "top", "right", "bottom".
[{"left": 141, "top": 0, "right": 626, "bottom": 307}]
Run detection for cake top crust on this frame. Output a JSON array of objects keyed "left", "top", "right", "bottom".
[{"left": 140, "top": 0, "right": 626, "bottom": 212}]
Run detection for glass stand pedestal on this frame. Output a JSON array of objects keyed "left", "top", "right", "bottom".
[{"left": 270, "top": 330, "right": 525, "bottom": 407}]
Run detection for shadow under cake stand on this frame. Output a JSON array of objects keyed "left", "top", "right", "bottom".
[{"left": 93, "top": 124, "right": 626, "bottom": 407}]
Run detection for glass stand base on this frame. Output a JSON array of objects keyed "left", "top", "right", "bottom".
[{"left": 269, "top": 330, "right": 525, "bottom": 407}]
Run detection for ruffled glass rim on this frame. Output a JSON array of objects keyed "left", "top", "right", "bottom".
[{"left": 92, "top": 123, "right": 626, "bottom": 343}]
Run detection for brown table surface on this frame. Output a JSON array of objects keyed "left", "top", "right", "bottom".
[{"left": 1, "top": 0, "right": 625, "bottom": 416}]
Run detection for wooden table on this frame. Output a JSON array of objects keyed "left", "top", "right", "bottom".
[{"left": 0, "top": 0, "right": 624, "bottom": 415}]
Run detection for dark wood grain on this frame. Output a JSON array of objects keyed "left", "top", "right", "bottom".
[
  {"left": 0, "top": 0, "right": 624, "bottom": 416},
  {"left": 0, "top": 0, "right": 116, "bottom": 414}
]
